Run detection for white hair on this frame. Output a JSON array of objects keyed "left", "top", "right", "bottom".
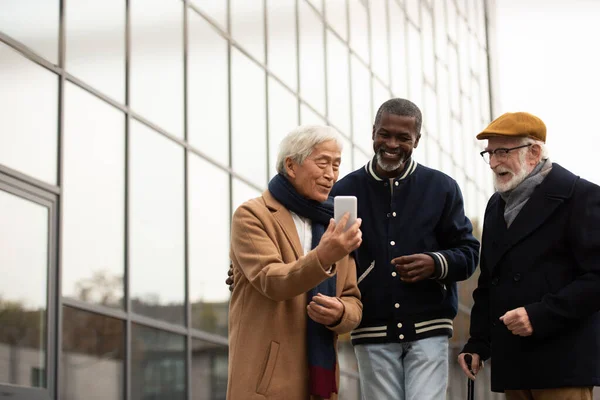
[
  {"left": 276, "top": 125, "right": 344, "bottom": 176},
  {"left": 517, "top": 136, "right": 549, "bottom": 159}
]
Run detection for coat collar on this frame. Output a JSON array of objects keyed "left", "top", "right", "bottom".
[
  {"left": 485, "top": 163, "right": 579, "bottom": 271},
  {"left": 262, "top": 190, "right": 303, "bottom": 258}
]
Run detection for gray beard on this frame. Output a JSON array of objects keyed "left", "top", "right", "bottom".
[{"left": 376, "top": 151, "right": 405, "bottom": 172}]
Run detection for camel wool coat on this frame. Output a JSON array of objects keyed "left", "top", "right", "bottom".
[{"left": 227, "top": 191, "right": 362, "bottom": 400}]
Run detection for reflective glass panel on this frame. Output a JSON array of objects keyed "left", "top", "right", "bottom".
[
  {"left": 188, "top": 12, "right": 229, "bottom": 166},
  {"left": 189, "top": 153, "right": 230, "bottom": 336},
  {"left": 421, "top": 5, "right": 435, "bottom": 85},
  {"left": 131, "top": 325, "right": 185, "bottom": 400},
  {"left": 348, "top": 0, "right": 369, "bottom": 63},
  {"left": 232, "top": 178, "right": 262, "bottom": 213},
  {"left": 130, "top": 121, "right": 185, "bottom": 324},
  {"left": 131, "top": 0, "right": 183, "bottom": 137},
  {"left": 66, "top": 0, "right": 125, "bottom": 103},
  {"left": 231, "top": 48, "right": 267, "bottom": 187},
  {"left": 191, "top": 339, "right": 228, "bottom": 400},
  {"left": 389, "top": 2, "right": 407, "bottom": 97},
  {"left": 231, "top": 0, "right": 264, "bottom": 63},
  {"left": 268, "top": 78, "right": 298, "bottom": 178},
  {"left": 407, "top": 24, "right": 423, "bottom": 107},
  {"left": 325, "top": 0, "right": 347, "bottom": 41},
  {"left": 62, "top": 83, "right": 125, "bottom": 308},
  {"left": 351, "top": 56, "right": 372, "bottom": 155},
  {"left": 0, "top": 43, "right": 58, "bottom": 184},
  {"left": 370, "top": 0, "right": 389, "bottom": 84},
  {"left": 267, "top": 0, "right": 297, "bottom": 91},
  {"left": 190, "top": 0, "right": 227, "bottom": 30},
  {"left": 0, "top": 188, "right": 48, "bottom": 388},
  {"left": 299, "top": 1, "right": 326, "bottom": 115},
  {"left": 61, "top": 307, "right": 124, "bottom": 400},
  {"left": 326, "top": 31, "right": 351, "bottom": 136},
  {"left": 0, "top": 0, "right": 59, "bottom": 63}
]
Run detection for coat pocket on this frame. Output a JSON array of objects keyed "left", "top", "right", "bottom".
[{"left": 256, "top": 341, "right": 280, "bottom": 395}]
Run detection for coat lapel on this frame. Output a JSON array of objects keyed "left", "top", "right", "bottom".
[
  {"left": 262, "top": 190, "right": 304, "bottom": 258},
  {"left": 487, "top": 163, "right": 578, "bottom": 272}
]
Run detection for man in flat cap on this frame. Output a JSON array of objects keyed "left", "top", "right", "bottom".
[{"left": 457, "top": 112, "right": 600, "bottom": 399}]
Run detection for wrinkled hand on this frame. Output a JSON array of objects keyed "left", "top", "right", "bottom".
[
  {"left": 226, "top": 263, "right": 235, "bottom": 292},
  {"left": 458, "top": 353, "right": 483, "bottom": 381},
  {"left": 307, "top": 293, "right": 344, "bottom": 326},
  {"left": 392, "top": 253, "right": 435, "bottom": 283},
  {"left": 500, "top": 307, "right": 533, "bottom": 336},
  {"left": 316, "top": 213, "right": 362, "bottom": 267}
]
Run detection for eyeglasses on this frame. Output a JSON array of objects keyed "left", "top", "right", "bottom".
[{"left": 479, "top": 144, "right": 532, "bottom": 164}]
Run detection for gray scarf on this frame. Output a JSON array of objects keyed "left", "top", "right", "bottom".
[{"left": 500, "top": 158, "right": 553, "bottom": 227}]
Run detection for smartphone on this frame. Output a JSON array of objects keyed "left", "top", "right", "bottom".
[{"left": 334, "top": 196, "right": 357, "bottom": 231}]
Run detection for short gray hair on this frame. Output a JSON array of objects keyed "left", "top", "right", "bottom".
[
  {"left": 276, "top": 125, "right": 344, "bottom": 176},
  {"left": 517, "top": 136, "right": 549, "bottom": 159}
]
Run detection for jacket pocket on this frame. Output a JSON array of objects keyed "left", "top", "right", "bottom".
[{"left": 256, "top": 341, "right": 280, "bottom": 395}]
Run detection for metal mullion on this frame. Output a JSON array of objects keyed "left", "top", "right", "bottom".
[
  {"left": 227, "top": 0, "right": 233, "bottom": 230},
  {"left": 0, "top": 31, "right": 61, "bottom": 75},
  {"left": 264, "top": 0, "right": 270, "bottom": 185},
  {"left": 188, "top": 2, "right": 229, "bottom": 40},
  {"left": 322, "top": 0, "right": 329, "bottom": 123},
  {"left": 53, "top": 0, "right": 67, "bottom": 397},
  {"left": 124, "top": 0, "right": 132, "bottom": 398},
  {"left": 0, "top": 165, "right": 61, "bottom": 196},
  {"left": 64, "top": 72, "right": 128, "bottom": 114},
  {"left": 295, "top": 0, "right": 301, "bottom": 123},
  {"left": 182, "top": 2, "right": 192, "bottom": 400},
  {"left": 345, "top": 0, "right": 355, "bottom": 167},
  {"left": 129, "top": 314, "right": 189, "bottom": 336},
  {"left": 189, "top": 328, "right": 229, "bottom": 347},
  {"left": 61, "top": 298, "right": 128, "bottom": 321}
]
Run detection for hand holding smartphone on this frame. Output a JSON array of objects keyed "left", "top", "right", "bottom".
[{"left": 334, "top": 196, "right": 357, "bottom": 231}]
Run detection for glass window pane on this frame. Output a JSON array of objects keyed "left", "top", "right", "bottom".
[
  {"left": 372, "top": 79, "right": 391, "bottom": 127},
  {"left": 231, "top": 0, "right": 264, "bottom": 63},
  {"left": 61, "top": 307, "right": 124, "bottom": 400},
  {"left": 449, "top": 46, "right": 460, "bottom": 116},
  {"left": 437, "top": 63, "right": 452, "bottom": 150},
  {"left": 434, "top": 1, "right": 447, "bottom": 63},
  {"left": 446, "top": 0, "right": 458, "bottom": 42},
  {"left": 189, "top": 154, "right": 230, "bottom": 336},
  {"left": 131, "top": 325, "right": 185, "bottom": 400},
  {"left": 267, "top": 0, "right": 297, "bottom": 91},
  {"left": 451, "top": 118, "right": 465, "bottom": 169},
  {"left": 0, "top": 0, "right": 59, "bottom": 63},
  {"left": 191, "top": 339, "right": 228, "bottom": 400},
  {"left": 353, "top": 146, "right": 370, "bottom": 170},
  {"left": 130, "top": 121, "right": 185, "bottom": 324},
  {"left": 370, "top": 0, "right": 389, "bottom": 84},
  {"left": 188, "top": 12, "right": 229, "bottom": 166},
  {"left": 62, "top": 83, "right": 125, "bottom": 308},
  {"left": 231, "top": 49, "right": 267, "bottom": 187},
  {"left": 232, "top": 178, "right": 262, "bottom": 212},
  {"left": 0, "top": 43, "right": 58, "bottom": 184},
  {"left": 422, "top": 5, "right": 435, "bottom": 85},
  {"left": 299, "top": 1, "right": 326, "bottom": 115},
  {"left": 458, "top": 22, "right": 471, "bottom": 96},
  {"left": 338, "top": 135, "right": 352, "bottom": 180},
  {"left": 406, "top": 0, "right": 420, "bottom": 26},
  {"left": 407, "top": 24, "right": 423, "bottom": 107},
  {"left": 0, "top": 189, "right": 48, "bottom": 388},
  {"left": 190, "top": 0, "right": 227, "bottom": 30},
  {"left": 389, "top": 2, "right": 407, "bottom": 97},
  {"left": 66, "top": 0, "right": 125, "bottom": 103},
  {"left": 351, "top": 56, "right": 372, "bottom": 155},
  {"left": 300, "top": 103, "right": 325, "bottom": 126},
  {"left": 325, "top": 0, "right": 347, "bottom": 41},
  {"left": 426, "top": 135, "right": 441, "bottom": 171},
  {"left": 326, "top": 31, "right": 350, "bottom": 136},
  {"left": 268, "top": 78, "right": 298, "bottom": 178},
  {"left": 348, "top": 0, "right": 369, "bottom": 63},
  {"left": 131, "top": 0, "right": 183, "bottom": 138},
  {"left": 424, "top": 85, "right": 438, "bottom": 140}
]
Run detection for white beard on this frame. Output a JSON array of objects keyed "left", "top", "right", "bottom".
[{"left": 493, "top": 158, "right": 530, "bottom": 193}]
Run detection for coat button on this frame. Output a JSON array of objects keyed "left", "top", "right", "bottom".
[
  {"left": 397, "top": 323, "right": 403, "bottom": 328},
  {"left": 394, "top": 181, "right": 399, "bottom": 186},
  {"left": 491, "top": 277, "right": 499, "bottom": 286},
  {"left": 513, "top": 273, "right": 521, "bottom": 282},
  {"left": 387, "top": 213, "right": 391, "bottom": 217},
  {"left": 394, "top": 303, "right": 400, "bottom": 309},
  {"left": 399, "top": 334, "right": 405, "bottom": 339},
  {"left": 391, "top": 272, "right": 397, "bottom": 277}
]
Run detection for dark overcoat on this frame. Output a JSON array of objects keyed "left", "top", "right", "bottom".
[{"left": 463, "top": 163, "right": 600, "bottom": 392}]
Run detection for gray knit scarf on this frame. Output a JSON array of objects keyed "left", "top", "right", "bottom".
[{"left": 499, "top": 158, "right": 553, "bottom": 227}]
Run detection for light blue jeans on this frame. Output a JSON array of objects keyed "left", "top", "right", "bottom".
[{"left": 354, "top": 336, "right": 449, "bottom": 400}]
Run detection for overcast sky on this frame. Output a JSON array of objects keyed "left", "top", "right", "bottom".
[{"left": 494, "top": 0, "right": 600, "bottom": 184}]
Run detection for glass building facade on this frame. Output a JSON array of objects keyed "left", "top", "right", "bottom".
[{"left": 1, "top": 0, "right": 502, "bottom": 399}]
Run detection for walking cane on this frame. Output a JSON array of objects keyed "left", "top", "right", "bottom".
[{"left": 464, "top": 354, "right": 475, "bottom": 400}]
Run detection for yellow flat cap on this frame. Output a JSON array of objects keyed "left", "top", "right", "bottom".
[{"left": 476, "top": 112, "right": 546, "bottom": 142}]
